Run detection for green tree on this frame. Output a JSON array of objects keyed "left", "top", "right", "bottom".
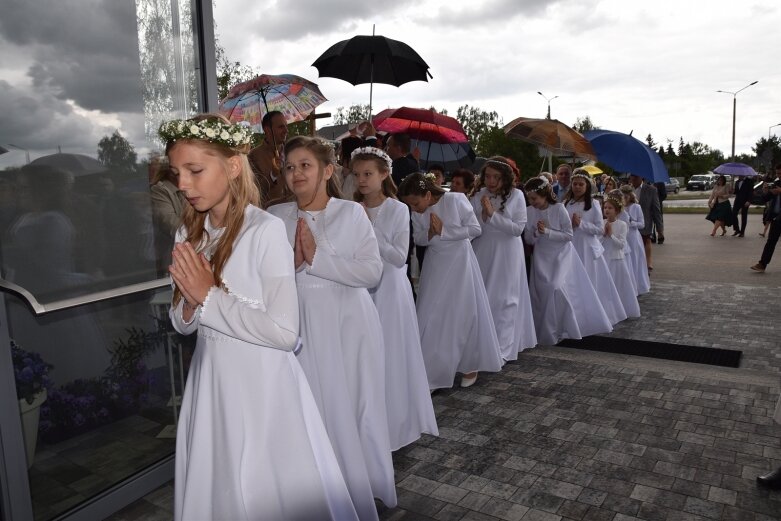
[
  {"left": 332, "top": 104, "right": 371, "bottom": 124},
  {"left": 455, "top": 104, "right": 501, "bottom": 156},
  {"left": 98, "top": 131, "right": 137, "bottom": 176},
  {"left": 646, "top": 134, "right": 656, "bottom": 148},
  {"left": 573, "top": 116, "right": 597, "bottom": 133},
  {"left": 479, "top": 127, "right": 541, "bottom": 180},
  {"left": 753, "top": 136, "right": 781, "bottom": 172}
]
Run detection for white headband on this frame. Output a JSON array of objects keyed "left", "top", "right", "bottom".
[{"left": 351, "top": 146, "right": 392, "bottom": 171}]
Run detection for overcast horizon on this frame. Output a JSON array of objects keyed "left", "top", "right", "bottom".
[
  {"left": 215, "top": 0, "right": 781, "bottom": 158},
  {"left": 0, "top": 0, "right": 778, "bottom": 169}
]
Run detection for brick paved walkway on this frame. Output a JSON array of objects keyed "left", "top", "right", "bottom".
[{"left": 379, "top": 349, "right": 781, "bottom": 521}]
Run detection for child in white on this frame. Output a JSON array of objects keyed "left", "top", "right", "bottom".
[
  {"left": 564, "top": 171, "right": 627, "bottom": 326},
  {"left": 470, "top": 157, "right": 537, "bottom": 361},
  {"left": 620, "top": 185, "right": 651, "bottom": 295},
  {"left": 523, "top": 177, "right": 612, "bottom": 345},
  {"left": 399, "top": 173, "right": 502, "bottom": 390},
  {"left": 600, "top": 196, "right": 641, "bottom": 318},
  {"left": 164, "top": 115, "right": 357, "bottom": 521},
  {"left": 269, "top": 137, "right": 395, "bottom": 520},
  {"left": 351, "top": 147, "right": 438, "bottom": 451}
]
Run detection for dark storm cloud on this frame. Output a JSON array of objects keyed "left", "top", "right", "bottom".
[
  {"left": 0, "top": 80, "right": 106, "bottom": 152},
  {"left": 0, "top": 0, "right": 144, "bottom": 113},
  {"left": 255, "top": 0, "right": 415, "bottom": 41}
]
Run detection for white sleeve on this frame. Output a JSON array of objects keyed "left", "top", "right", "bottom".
[
  {"left": 411, "top": 211, "right": 430, "bottom": 246},
  {"left": 545, "top": 205, "right": 574, "bottom": 242},
  {"left": 440, "top": 193, "right": 482, "bottom": 241},
  {"left": 608, "top": 221, "right": 627, "bottom": 250},
  {"left": 307, "top": 206, "right": 383, "bottom": 288},
  {"left": 487, "top": 193, "right": 527, "bottom": 237},
  {"left": 629, "top": 205, "right": 645, "bottom": 230},
  {"left": 198, "top": 219, "right": 299, "bottom": 351},
  {"left": 376, "top": 203, "right": 409, "bottom": 268},
  {"left": 579, "top": 202, "right": 604, "bottom": 236},
  {"left": 169, "top": 295, "right": 200, "bottom": 335}
]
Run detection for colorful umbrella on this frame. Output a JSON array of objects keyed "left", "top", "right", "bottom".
[
  {"left": 312, "top": 32, "right": 431, "bottom": 116},
  {"left": 583, "top": 129, "right": 669, "bottom": 183},
  {"left": 373, "top": 107, "right": 468, "bottom": 144},
  {"left": 580, "top": 165, "right": 604, "bottom": 176},
  {"left": 504, "top": 117, "right": 595, "bottom": 159},
  {"left": 713, "top": 162, "right": 758, "bottom": 177},
  {"left": 218, "top": 74, "right": 327, "bottom": 131}
]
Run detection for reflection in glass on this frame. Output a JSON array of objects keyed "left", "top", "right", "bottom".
[
  {"left": 8, "top": 289, "right": 193, "bottom": 520},
  {"left": 0, "top": 0, "right": 199, "bottom": 307},
  {"left": 1, "top": 0, "right": 203, "bottom": 519}
]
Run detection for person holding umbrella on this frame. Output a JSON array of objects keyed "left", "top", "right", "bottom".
[
  {"left": 385, "top": 133, "right": 420, "bottom": 187},
  {"left": 732, "top": 173, "right": 755, "bottom": 237},
  {"left": 629, "top": 174, "right": 663, "bottom": 271},
  {"left": 248, "top": 111, "right": 288, "bottom": 208},
  {"left": 751, "top": 163, "right": 781, "bottom": 272}
]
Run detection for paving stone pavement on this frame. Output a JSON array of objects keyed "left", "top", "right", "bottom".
[
  {"left": 378, "top": 349, "right": 781, "bottom": 521},
  {"left": 604, "top": 280, "right": 781, "bottom": 375}
]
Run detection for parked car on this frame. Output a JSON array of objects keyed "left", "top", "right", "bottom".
[
  {"left": 686, "top": 174, "right": 714, "bottom": 191},
  {"left": 664, "top": 178, "right": 680, "bottom": 194}
]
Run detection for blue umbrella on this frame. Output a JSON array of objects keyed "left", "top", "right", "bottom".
[
  {"left": 713, "top": 162, "right": 758, "bottom": 177},
  {"left": 583, "top": 129, "right": 670, "bottom": 183}
]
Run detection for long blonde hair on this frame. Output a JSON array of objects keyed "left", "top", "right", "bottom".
[{"left": 167, "top": 113, "right": 259, "bottom": 306}]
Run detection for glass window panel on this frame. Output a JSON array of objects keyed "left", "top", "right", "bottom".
[{"left": 0, "top": 0, "right": 200, "bottom": 307}]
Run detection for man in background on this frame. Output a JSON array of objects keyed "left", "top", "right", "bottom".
[{"left": 248, "top": 111, "right": 288, "bottom": 208}]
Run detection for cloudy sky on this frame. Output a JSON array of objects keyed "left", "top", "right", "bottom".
[
  {"left": 215, "top": 0, "right": 781, "bottom": 156},
  {"left": 1, "top": 0, "right": 777, "bottom": 170}
]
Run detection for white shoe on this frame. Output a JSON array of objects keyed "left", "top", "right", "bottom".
[{"left": 461, "top": 373, "right": 478, "bottom": 388}]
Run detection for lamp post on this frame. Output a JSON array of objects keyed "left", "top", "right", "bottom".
[
  {"left": 6, "top": 143, "right": 30, "bottom": 164},
  {"left": 537, "top": 91, "right": 559, "bottom": 120},
  {"left": 716, "top": 80, "right": 758, "bottom": 159},
  {"left": 769, "top": 123, "right": 781, "bottom": 139}
]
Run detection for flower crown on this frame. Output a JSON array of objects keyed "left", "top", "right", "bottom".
[
  {"left": 158, "top": 118, "right": 254, "bottom": 149},
  {"left": 526, "top": 176, "right": 551, "bottom": 193},
  {"left": 604, "top": 195, "right": 624, "bottom": 211},
  {"left": 571, "top": 170, "right": 591, "bottom": 182},
  {"left": 351, "top": 146, "right": 392, "bottom": 170}
]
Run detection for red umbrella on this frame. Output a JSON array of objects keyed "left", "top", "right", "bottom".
[{"left": 373, "top": 107, "right": 468, "bottom": 144}]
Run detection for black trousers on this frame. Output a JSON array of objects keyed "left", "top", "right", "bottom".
[
  {"left": 760, "top": 217, "right": 781, "bottom": 266},
  {"left": 732, "top": 202, "right": 749, "bottom": 234}
]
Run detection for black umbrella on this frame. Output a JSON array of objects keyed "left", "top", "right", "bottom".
[{"left": 312, "top": 28, "right": 432, "bottom": 117}]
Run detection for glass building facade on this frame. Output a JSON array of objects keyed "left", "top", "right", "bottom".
[{"left": 0, "top": 1, "right": 217, "bottom": 519}]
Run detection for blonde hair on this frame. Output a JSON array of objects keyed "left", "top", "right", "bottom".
[
  {"left": 619, "top": 184, "right": 637, "bottom": 204},
  {"left": 167, "top": 113, "right": 258, "bottom": 306}
]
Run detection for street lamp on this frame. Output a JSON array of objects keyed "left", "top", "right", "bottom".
[
  {"left": 716, "top": 80, "right": 758, "bottom": 159},
  {"left": 537, "top": 91, "right": 559, "bottom": 120},
  {"left": 6, "top": 143, "right": 30, "bottom": 164},
  {"left": 770, "top": 123, "right": 781, "bottom": 139}
]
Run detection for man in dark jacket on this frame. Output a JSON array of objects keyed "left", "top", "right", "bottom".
[
  {"left": 731, "top": 175, "right": 755, "bottom": 237},
  {"left": 386, "top": 133, "right": 419, "bottom": 187}
]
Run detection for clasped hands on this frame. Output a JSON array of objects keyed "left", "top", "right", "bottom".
[
  {"left": 480, "top": 196, "right": 495, "bottom": 222},
  {"left": 603, "top": 221, "right": 613, "bottom": 237},
  {"left": 169, "top": 242, "right": 215, "bottom": 309},
  {"left": 294, "top": 218, "right": 317, "bottom": 269},
  {"left": 428, "top": 213, "right": 443, "bottom": 240},
  {"left": 571, "top": 212, "right": 581, "bottom": 228}
]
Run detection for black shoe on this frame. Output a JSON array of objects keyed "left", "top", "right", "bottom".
[
  {"left": 732, "top": 231, "right": 740, "bottom": 236},
  {"left": 738, "top": 233, "right": 744, "bottom": 237},
  {"left": 757, "top": 467, "right": 781, "bottom": 489},
  {"left": 657, "top": 236, "right": 664, "bottom": 245}
]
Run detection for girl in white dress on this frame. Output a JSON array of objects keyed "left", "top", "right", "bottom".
[
  {"left": 350, "top": 146, "right": 438, "bottom": 451},
  {"left": 398, "top": 173, "right": 502, "bottom": 389},
  {"left": 523, "top": 177, "right": 612, "bottom": 346},
  {"left": 268, "top": 136, "right": 396, "bottom": 519},
  {"left": 607, "top": 189, "right": 638, "bottom": 295},
  {"left": 600, "top": 196, "right": 641, "bottom": 318},
  {"left": 469, "top": 157, "right": 537, "bottom": 361},
  {"left": 161, "top": 115, "right": 357, "bottom": 521},
  {"left": 563, "top": 171, "right": 627, "bottom": 326},
  {"left": 620, "top": 185, "right": 651, "bottom": 295}
]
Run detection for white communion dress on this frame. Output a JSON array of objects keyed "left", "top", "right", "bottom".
[
  {"left": 524, "top": 203, "right": 613, "bottom": 346},
  {"left": 365, "top": 198, "right": 438, "bottom": 451},
  {"left": 470, "top": 188, "right": 537, "bottom": 361},
  {"left": 623, "top": 204, "right": 651, "bottom": 295},
  {"left": 600, "top": 218, "right": 641, "bottom": 318},
  {"left": 411, "top": 191, "right": 503, "bottom": 390},
  {"left": 565, "top": 199, "right": 627, "bottom": 326},
  {"left": 170, "top": 206, "right": 358, "bottom": 521},
  {"left": 268, "top": 198, "right": 396, "bottom": 520}
]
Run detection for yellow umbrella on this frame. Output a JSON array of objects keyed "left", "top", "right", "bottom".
[{"left": 580, "top": 165, "right": 603, "bottom": 176}]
